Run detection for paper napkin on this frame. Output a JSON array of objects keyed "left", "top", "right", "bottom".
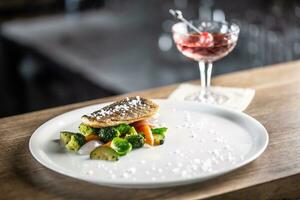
[{"left": 168, "top": 84, "right": 255, "bottom": 111}]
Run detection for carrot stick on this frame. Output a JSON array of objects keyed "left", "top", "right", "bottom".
[
  {"left": 134, "top": 125, "right": 154, "bottom": 146},
  {"left": 103, "top": 141, "right": 112, "bottom": 147},
  {"left": 85, "top": 134, "right": 99, "bottom": 142}
]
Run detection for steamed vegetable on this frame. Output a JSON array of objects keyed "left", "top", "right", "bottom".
[
  {"left": 65, "top": 133, "right": 86, "bottom": 151},
  {"left": 115, "top": 123, "right": 131, "bottom": 135},
  {"left": 98, "top": 127, "right": 120, "bottom": 143},
  {"left": 78, "top": 140, "right": 102, "bottom": 155},
  {"left": 153, "top": 133, "right": 165, "bottom": 145},
  {"left": 125, "top": 134, "right": 145, "bottom": 148},
  {"left": 134, "top": 125, "right": 154, "bottom": 146},
  {"left": 111, "top": 137, "right": 132, "bottom": 156},
  {"left": 90, "top": 146, "right": 119, "bottom": 161},
  {"left": 151, "top": 128, "right": 167, "bottom": 145},
  {"left": 60, "top": 131, "right": 74, "bottom": 146},
  {"left": 60, "top": 131, "right": 86, "bottom": 151},
  {"left": 151, "top": 127, "right": 168, "bottom": 135},
  {"left": 103, "top": 141, "right": 112, "bottom": 147},
  {"left": 79, "top": 123, "right": 97, "bottom": 136},
  {"left": 61, "top": 118, "right": 168, "bottom": 161},
  {"left": 127, "top": 127, "right": 138, "bottom": 135},
  {"left": 85, "top": 134, "right": 99, "bottom": 142}
]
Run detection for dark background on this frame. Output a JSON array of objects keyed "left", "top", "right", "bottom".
[{"left": 0, "top": 0, "right": 299, "bottom": 118}]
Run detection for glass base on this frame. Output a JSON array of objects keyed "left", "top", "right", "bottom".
[{"left": 184, "top": 89, "right": 229, "bottom": 105}]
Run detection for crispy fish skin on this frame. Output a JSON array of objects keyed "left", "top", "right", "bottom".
[{"left": 81, "top": 96, "right": 159, "bottom": 128}]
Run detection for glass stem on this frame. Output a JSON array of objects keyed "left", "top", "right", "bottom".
[
  {"left": 206, "top": 62, "right": 212, "bottom": 87},
  {"left": 199, "top": 61, "right": 206, "bottom": 91},
  {"left": 198, "top": 61, "right": 213, "bottom": 93}
]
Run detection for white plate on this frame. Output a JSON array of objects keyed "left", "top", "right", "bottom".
[{"left": 29, "top": 100, "right": 268, "bottom": 188}]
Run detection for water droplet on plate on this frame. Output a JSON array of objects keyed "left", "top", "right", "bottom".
[
  {"left": 122, "top": 172, "right": 130, "bottom": 178},
  {"left": 172, "top": 168, "right": 180, "bottom": 173}
]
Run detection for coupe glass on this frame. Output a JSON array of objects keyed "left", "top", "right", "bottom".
[{"left": 172, "top": 20, "right": 240, "bottom": 104}]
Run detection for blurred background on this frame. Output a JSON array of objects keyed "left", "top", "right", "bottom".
[{"left": 0, "top": 0, "right": 299, "bottom": 117}]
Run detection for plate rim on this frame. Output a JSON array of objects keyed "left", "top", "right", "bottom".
[{"left": 29, "top": 99, "right": 269, "bottom": 188}]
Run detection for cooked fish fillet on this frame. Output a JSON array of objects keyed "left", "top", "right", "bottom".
[{"left": 81, "top": 96, "right": 159, "bottom": 128}]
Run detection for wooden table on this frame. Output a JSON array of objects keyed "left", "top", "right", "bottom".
[{"left": 1, "top": 60, "right": 300, "bottom": 200}]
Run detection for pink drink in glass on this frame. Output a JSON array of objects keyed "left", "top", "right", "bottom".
[{"left": 173, "top": 32, "right": 237, "bottom": 62}]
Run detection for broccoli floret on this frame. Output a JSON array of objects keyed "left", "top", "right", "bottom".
[
  {"left": 125, "top": 134, "right": 145, "bottom": 149},
  {"left": 98, "top": 127, "right": 120, "bottom": 143},
  {"left": 79, "top": 123, "right": 98, "bottom": 136},
  {"left": 114, "top": 123, "right": 131, "bottom": 136},
  {"left": 60, "top": 131, "right": 73, "bottom": 146},
  {"left": 65, "top": 133, "right": 86, "bottom": 152}
]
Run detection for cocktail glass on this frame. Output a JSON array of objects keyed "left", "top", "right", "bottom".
[{"left": 172, "top": 20, "right": 240, "bottom": 104}]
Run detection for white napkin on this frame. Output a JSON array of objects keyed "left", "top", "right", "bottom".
[{"left": 168, "top": 84, "right": 255, "bottom": 111}]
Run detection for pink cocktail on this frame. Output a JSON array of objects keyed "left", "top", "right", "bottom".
[{"left": 172, "top": 21, "right": 239, "bottom": 103}]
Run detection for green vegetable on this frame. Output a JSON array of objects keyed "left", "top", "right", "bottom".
[
  {"left": 79, "top": 123, "right": 97, "bottom": 136},
  {"left": 127, "top": 127, "right": 138, "bottom": 135},
  {"left": 111, "top": 137, "right": 132, "bottom": 156},
  {"left": 65, "top": 133, "right": 86, "bottom": 151},
  {"left": 139, "top": 133, "right": 145, "bottom": 138},
  {"left": 60, "top": 131, "right": 74, "bottom": 146},
  {"left": 151, "top": 127, "right": 168, "bottom": 135},
  {"left": 115, "top": 123, "right": 131, "bottom": 135},
  {"left": 90, "top": 146, "right": 119, "bottom": 161},
  {"left": 153, "top": 133, "right": 165, "bottom": 145},
  {"left": 98, "top": 127, "right": 120, "bottom": 143},
  {"left": 125, "top": 134, "right": 145, "bottom": 148},
  {"left": 152, "top": 128, "right": 167, "bottom": 145}
]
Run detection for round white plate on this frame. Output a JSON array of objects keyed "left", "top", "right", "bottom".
[{"left": 29, "top": 100, "right": 268, "bottom": 188}]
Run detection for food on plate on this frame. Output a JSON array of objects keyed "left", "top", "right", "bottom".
[
  {"left": 78, "top": 123, "right": 97, "bottom": 136},
  {"left": 125, "top": 134, "right": 145, "bottom": 149},
  {"left": 60, "top": 131, "right": 86, "bottom": 151},
  {"left": 81, "top": 96, "right": 159, "bottom": 128},
  {"left": 90, "top": 146, "right": 119, "bottom": 161},
  {"left": 152, "top": 127, "right": 168, "bottom": 145},
  {"left": 110, "top": 137, "right": 132, "bottom": 156},
  {"left": 78, "top": 140, "right": 102, "bottom": 155},
  {"left": 98, "top": 126, "right": 121, "bottom": 143},
  {"left": 135, "top": 124, "right": 154, "bottom": 146},
  {"left": 59, "top": 96, "right": 168, "bottom": 161}
]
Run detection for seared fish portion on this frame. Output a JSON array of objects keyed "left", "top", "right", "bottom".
[{"left": 81, "top": 96, "right": 159, "bottom": 128}]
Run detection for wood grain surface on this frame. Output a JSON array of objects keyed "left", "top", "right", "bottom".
[{"left": 1, "top": 60, "right": 300, "bottom": 200}]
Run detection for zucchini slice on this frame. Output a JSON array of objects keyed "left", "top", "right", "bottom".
[{"left": 90, "top": 146, "right": 119, "bottom": 161}]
